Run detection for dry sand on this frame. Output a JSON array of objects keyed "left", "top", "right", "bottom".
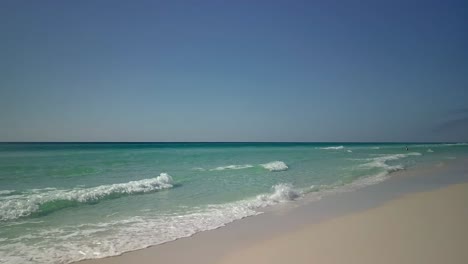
[{"left": 220, "top": 183, "right": 468, "bottom": 264}]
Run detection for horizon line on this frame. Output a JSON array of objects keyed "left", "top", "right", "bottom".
[{"left": 0, "top": 141, "right": 465, "bottom": 144}]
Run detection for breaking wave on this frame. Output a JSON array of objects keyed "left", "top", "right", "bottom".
[
  {"left": 361, "top": 152, "right": 421, "bottom": 173},
  {"left": 0, "top": 173, "right": 174, "bottom": 221},
  {"left": 413, "top": 143, "right": 468, "bottom": 148},
  {"left": 319, "top": 146, "right": 344, "bottom": 150},
  {"left": 0, "top": 182, "right": 303, "bottom": 264},
  {"left": 440, "top": 143, "right": 468, "bottom": 146},
  {"left": 201, "top": 161, "right": 289, "bottom": 172},
  {"left": 0, "top": 190, "right": 15, "bottom": 196},
  {"left": 260, "top": 161, "right": 289, "bottom": 172},
  {"left": 254, "top": 183, "right": 301, "bottom": 205},
  {"left": 210, "top": 164, "right": 254, "bottom": 171}
]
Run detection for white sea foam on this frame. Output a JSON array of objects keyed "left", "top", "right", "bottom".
[
  {"left": 207, "top": 161, "right": 288, "bottom": 172},
  {"left": 0, "top": 209, "right": 257, "bottom": 264},
  {"left": 319, "top": 146, "right": 344, "bottom": 150},
  {"left": 413, "top": 143, "right": 468, "bottom": 148},
  {"left": 210, "top": 164, "right": 254, "bottom": 171},
  {"left": 347, "top": 149, "right": 353, "bottom": 153},
  {"left": 0, "top": 183, "right": 303, "bottom": 264},
  {"left": 441, "top": 143, "right": 468, "bottom": 146},
  {"left": 326, "top": 172, "right": 391, "bottom": 196},
  {"left": 361, "top": 152, "right": 421, "bottom": 173},
  {"left": 0, "top": 173, "right": 174, "bottom": 221},
  {"left": 254, "top": 184, "right": 301, "bottom": 205},
  {"left": 0, "top": 190, "right": 15, "bottom": 195},
  {"left": 427, "top": 149, "right": 434, "bottom": 153},
  {"left": 260, "top": 161, "right": 289, "bottom": 172}
]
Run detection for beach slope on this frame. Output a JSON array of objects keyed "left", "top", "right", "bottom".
[{"left": 220, "top": 183, "right": 468, "bottom": 264}]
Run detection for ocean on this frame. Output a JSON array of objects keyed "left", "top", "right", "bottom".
[{"left": 0, "top": 142, "right": 467, "bottom": 264}]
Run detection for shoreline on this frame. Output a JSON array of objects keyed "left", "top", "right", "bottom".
[
  {"left": 79, "top": 158, "right": 468, "bottom": 264},
  {"left": 220, "top": 182, "right": 468, "bottom": 264}
]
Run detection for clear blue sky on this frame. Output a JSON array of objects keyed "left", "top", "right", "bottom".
[{"left": 1, "top": 0, "right": 467, "bottom": 142}]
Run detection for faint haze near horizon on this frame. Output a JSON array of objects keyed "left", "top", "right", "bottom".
[{"left": 1, "top": 0, "right": 467, "bottom": 142}]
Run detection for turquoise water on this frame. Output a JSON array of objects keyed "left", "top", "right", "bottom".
[{"left": 0, "top": 142, "right": 467, "bottom": 263}]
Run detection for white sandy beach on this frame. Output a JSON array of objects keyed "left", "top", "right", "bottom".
[{"left": 220, "top": 182, "right": 468, "bottom": 264}]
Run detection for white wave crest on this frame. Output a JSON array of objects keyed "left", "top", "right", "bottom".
[
  {"left": 210, "top": 164, "right": 254, "bottom": 171},
  {"left": 427, "top": 149, "right": 434, "bottom": 153},
  {"left": 242, "top": 183, "right": 302, "bottom": 210},
  {"left": 319, "top": 146, "right": 344, "bottom": 150},
  {"left": 361, "top": 152, "right": 421, "bottom": 173},
  {"left": 442, "top": 143, "right": 468, "bottom": 146},
  {"left": 347, "top": 149, "right": 353, "bottom": 153},
  {"left": 260, "top": 161, "right": 288, "bottom": 172},
  {"left": 256, "top": 184, "right": 301, "bottom": 203},
  {"left": 207, "top": 161, "right": 288, "bottom": 172},
  {"left": 0, "top": 173, "right": 174, "bottom": 221},
  {"left": 0, "top": 190, "right": 15, "bottom": 195}
]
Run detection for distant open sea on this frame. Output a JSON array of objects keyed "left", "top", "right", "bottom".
[{"left": 0, "top": 142, "right": 467, "bottom": 263}]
